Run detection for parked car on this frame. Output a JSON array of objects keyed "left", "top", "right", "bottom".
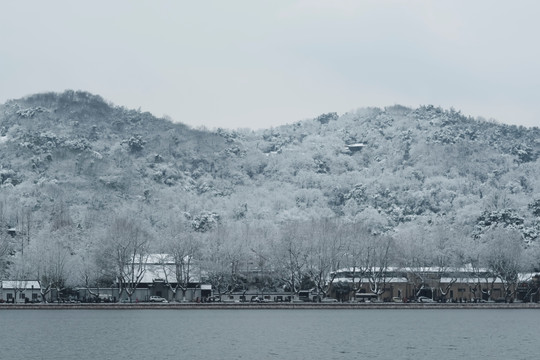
[
  {"left": 321, "top": 297, "right": 338, "bottom": 303},
  {"left": 149, "top": 296, "right": 168, "bottom": 303},
  {"left": 417, "top": 296, "right": 435, "bottom": 303}
]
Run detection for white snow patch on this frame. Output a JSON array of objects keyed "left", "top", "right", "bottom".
[{"left": 91, "top": 150, "right": 103, "bottom": 159}]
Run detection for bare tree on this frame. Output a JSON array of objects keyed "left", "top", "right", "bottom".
[
  {"left": 7, "top": 251, "right": 32, "bottom": 303},
  {"left": 466, "top": 234, "right": 502, "bottom": 302},
  {"left": 432, "top": 225, "right": 463, "bottom": 301},
  {"left": 395, "top": 225, "right": 432, "bottom": 299},
  {"left": 77, "top": 243, "right": 114, "bottom": 302},
  {"left": 482, "top": 228, "right": 523, "bottom": 302},
  {"left": 201, "top": 225, "right": 247, "bottom": 300},
  {"left": 0, "top": 231, "right": 11, "bottom": 277},
  {"left": 159, "top": 224, "right": 201, "bottom": 301},
  {"left": 106, "top": 217, "right": 150, "bottom": 302},
  {"left": 343, "top": 222, "right": 376, "bottom": 299},
  {"left": 365, "top": 235, "right": 395, "bottom": 300},
  {"left": 272, "top": 221, "right": 309, "bottom": 301},
  {"left": 18, "top": 207, "right": 32, "bottom": 256},
  {"left": 0, "top": 202, "right": 14, "bottom": 277},
  {"left": 27, "top": 236, "right": 73, "bottom": 303},
  {"left": 305, "top": 218, "right": 346, "bottom": 300},
  {"left": 469, "top": 259, "right": 497, "bottom": 302}
]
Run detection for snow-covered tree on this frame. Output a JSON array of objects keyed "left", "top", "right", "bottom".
[
  {"left": 158, "top": 219, "right": 202, "bottom": 301},
  {"left": 482, "top": 228, "right": 524, "bottom": 302},
  {"left": 201, "top": 225, "right": 248, "bottom": 299},
  {"left": 305, "top": 218, "right": 347, "bottom": 300},
  {"left": 271, "top": 221, "right": 309, "bottom": 299},
  {"left": 365, "top": 235, "right": 395, "bottom": 300},
  {"left": 103, "top": 217, "right": 150, "bottom": 302}
]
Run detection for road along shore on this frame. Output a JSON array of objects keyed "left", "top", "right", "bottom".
[{"left": 2, "top": 302, "right": 539, "bottom": 310}]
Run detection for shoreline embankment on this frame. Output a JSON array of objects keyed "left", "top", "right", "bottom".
[{"left": 1, "top": 302, "right": 539, "bottom": 310}]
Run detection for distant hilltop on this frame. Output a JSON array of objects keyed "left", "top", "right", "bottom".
[{"left": 1, "top": 91, "right": 538, "bottom": 238}]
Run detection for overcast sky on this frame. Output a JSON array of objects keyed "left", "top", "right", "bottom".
[{"left": 1, "top": 1, "right": 539, "bottom": 129}]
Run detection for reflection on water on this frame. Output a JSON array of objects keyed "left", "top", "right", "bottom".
[{"left": 0, "top": 309, "right": 537, "bottom": 360}]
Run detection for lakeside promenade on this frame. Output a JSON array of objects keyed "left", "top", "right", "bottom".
[{"left": 1, "top": 302, "right": 539, "bottom": 310}]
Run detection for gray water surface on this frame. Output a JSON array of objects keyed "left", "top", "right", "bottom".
[{"left": 1, "top": 309, "right": 537, "bottom": 360}]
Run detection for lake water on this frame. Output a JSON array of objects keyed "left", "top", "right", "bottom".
[{"left": 0, "top": 309, "right": 537, "bottom": 360}]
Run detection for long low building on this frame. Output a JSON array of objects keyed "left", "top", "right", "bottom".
[
  {"left": 74, "top": 254, "right": 212, "bottom": 303},
  {"left": 328, "top": 267, "right": 540, "bottom": 303}
]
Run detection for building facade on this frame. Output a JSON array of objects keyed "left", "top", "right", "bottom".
[
  {"left": 0, "top": 280, "right": 41, "bottom": 303},
  {"left": 329, "top": 268, "right": 540, "bottom": 303}
]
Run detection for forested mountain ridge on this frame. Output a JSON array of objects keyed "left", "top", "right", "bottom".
[{"left": 1, "top": 91, "right": 539, "bottom": 287}]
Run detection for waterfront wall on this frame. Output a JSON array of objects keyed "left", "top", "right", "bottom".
[{"left": 1, "top": 302, "right": 539, "bottom": 310}]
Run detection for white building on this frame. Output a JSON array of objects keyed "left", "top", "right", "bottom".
[{"left": 0, "top": 280, "right": 41, "bottom": 303}]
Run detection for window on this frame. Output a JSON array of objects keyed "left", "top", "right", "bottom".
[
  {"left": 20, "top": 293, "right": 26, "bottom": 299},
  {"left": 7, "top": 294, "right": 13, "bottom": 300},
  {"left": 32, "top": 294, "right": 39, "bottom": 300}
]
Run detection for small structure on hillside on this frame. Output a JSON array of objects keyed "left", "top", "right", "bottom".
[{"left": 345, "top": 143, "right": 365, "bottom": 153}]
